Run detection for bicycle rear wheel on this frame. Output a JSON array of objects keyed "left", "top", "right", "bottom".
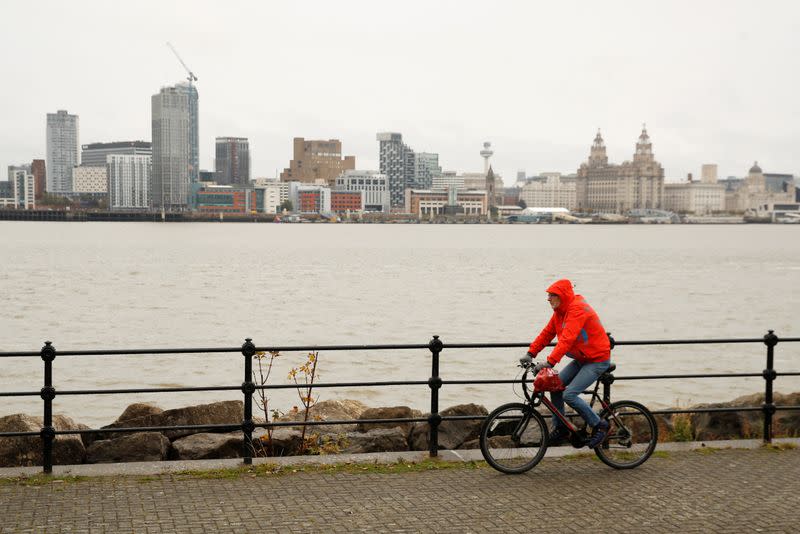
[
  {"left": 594, "top": 400, "right": 658, "bottom": 469},
  {"left": 479, "top": 402, "right": 548, "bottom": 474}
]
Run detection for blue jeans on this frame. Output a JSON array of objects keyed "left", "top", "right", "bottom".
[{"left": 551, "top": 357, "right": 610, "bottom": 430}]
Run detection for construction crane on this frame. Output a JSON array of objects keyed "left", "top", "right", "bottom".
[
  {"left": 166, "top": 41, "right": 198, "bottom": 84},
  {"left": 166, "top": 42, "right": 198, "bottom": 183}
]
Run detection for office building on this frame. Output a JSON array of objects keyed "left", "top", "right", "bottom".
[
  {"left": 192, "top": 184, "right": 261, "bottom": 214},
  {"left": 519, "top": 173, "right": 576, "bottom": 209},
  {"left": 280, "top": 138, "right": 355, "bottom": 186},
  {"left": 297, "top": 185, "right": 332, "bottom": 214},
  {"left": 335, "top": 170, "right": 390, "bottom": 212},
  {"left": 72, "top": 166, "right": 108, "bottom": 194},
  {"left": 215, "top": 137, "right": 250, "bottom": 186},
  {"left": 7, "top": 166, "right": 35, "bottom": 209},
  {"left": 108, "top": 154, "right": 151, "bottom": 209},
  {"left": 412, "top": 152, "right": 441, "bottom": 190},
  {"left": 405, "top": 189, "right": 488, "bottom": 217},
  {"left": 46, "top": 110, "right": 79, "bottom": 193},
  {"left": 152, "top": 84, "right": 197, "bottom": 210},
  {"left": 81, "top": 141, "right": 151, "bottom": 167}
]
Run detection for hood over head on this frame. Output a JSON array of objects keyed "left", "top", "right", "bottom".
[{"left": 546, "top": 279, "right": 575, "bottom": 313}]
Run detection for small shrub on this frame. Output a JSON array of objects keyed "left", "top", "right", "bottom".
[{"left": 671, "top": 413, "right": 694, "bottom": 442}]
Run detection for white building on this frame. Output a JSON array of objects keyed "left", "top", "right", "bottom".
[
  {"left": 335, "top": 170, "right": 390, "bottom": 212},
  {"left": 108, "top": 154, "right": 151, "bottom": 209},
  {"left": 297, "top": 184, "right": 332, "bottom": 214},
  {"left": 253, "top": 179, "right": 289, "bottom": 214},
  {"left": 663, "top": 181, "right": 725, "bottom": 214},
  {"left": 72, "top": 165, "right": 108, "bottom": 194},
  {"left": 519, "top": 173, "right": 576, "bottom": 210},
  {"left": 6, "top": 166, "right": 35, "bottom": 209},
  {"left": 46, "top": 110, "right": 80, "bottom": 193}
]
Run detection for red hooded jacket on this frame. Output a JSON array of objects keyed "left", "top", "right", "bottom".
[{"left": 528, "top": 279, "right": 610, "bottom": 366}]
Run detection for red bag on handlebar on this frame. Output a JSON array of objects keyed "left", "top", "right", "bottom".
[{"left": 533, "top": 367, "right": 566, "bottom": 392}]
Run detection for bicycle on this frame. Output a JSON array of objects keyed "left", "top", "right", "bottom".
[{"left": 479, "top": 361, "right": 658, "bottom": 474}]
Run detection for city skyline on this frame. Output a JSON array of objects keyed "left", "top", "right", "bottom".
[{"left": 1, "top": 1, "right": 798, "bottom": 182}]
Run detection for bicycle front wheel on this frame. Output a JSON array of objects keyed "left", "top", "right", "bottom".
[
  {"left": 479, "top": 402, "right": 548, "bottom": 474},
  {"left": 594, "top": 400, "right": 658, "bottom": 469}
]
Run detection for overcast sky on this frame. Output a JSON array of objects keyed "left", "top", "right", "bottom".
[{"left": 1, "top": 0, "right": 798, "bottom": 184}]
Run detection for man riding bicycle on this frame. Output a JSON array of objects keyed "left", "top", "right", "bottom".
[{"left": 521, "top": 279, "right": 611, "bottom": 449}]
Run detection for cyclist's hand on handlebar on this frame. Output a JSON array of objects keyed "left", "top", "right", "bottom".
[
  {"left": 519, "top": 352, "right": 534, "bottom": 368},
  {"left": 533, "top": 360, "right": 553, "bottom": 374}
]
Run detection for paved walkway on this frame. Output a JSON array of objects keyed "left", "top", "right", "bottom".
[{"left": 1, "top": 446, "right": 799, "bottom": 533}]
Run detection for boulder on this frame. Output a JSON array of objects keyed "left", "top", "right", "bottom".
[
  {"left": 356, "top": 406, "right": 417, "bottom": 437},
  {"left": 86, "top": 432, "right": 170, "bottom": 463},
  {"left": 340, "top": 428, "right": 409, "bottom": 454},
  {"left": 117, "top": 402, "right": 164, "bottom": 423},
  {"left": 691, "top": 392, "right": 800, "bottom": 441},
  {"left": 274, "top": 399, "right": 368, "bottom": 434},
  {"left": 171, "top": 432, "right": 243, "bottom": 460},
  {"left": 99, "top": 400, "right": 243, "bottom": 441},
  {"left": 251, "top": 428, "right": 305, "bottom": 457},
  {"left": 409, "top": 404, "right": 488, "bottom": 451},
  {"left": 0, "top": 414, "right": 85, "bottom": 467}
]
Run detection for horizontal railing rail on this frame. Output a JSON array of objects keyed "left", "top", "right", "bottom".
[{"left": 0, "top": 331, "right": 798, "bottom": 474}]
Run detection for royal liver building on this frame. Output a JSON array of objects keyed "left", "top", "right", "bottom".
[{"left": 576, "top": 127, "right": 664, "bottom": 214}]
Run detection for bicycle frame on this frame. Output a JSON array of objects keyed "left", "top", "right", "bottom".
[{"left": 528, "top": 371, "right": 613, "bottom": 434}]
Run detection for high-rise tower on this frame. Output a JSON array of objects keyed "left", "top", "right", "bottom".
[
  {"left": 46, "top": 110, "right": 79, "bottom": 194},
  {"left": 215, "top": 137, "right": 251, "bottom": 186},
  {"left": 151, "top": 84, "right": 197, "bottom": 210}
]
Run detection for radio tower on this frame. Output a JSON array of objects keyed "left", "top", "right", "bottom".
[{"left": 480, "top": 141, "right": 494, "bottom": 175}]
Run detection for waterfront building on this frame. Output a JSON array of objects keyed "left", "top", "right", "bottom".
[
  {"left": 81, "top": 141, "right": 151, "bottom": 167},
  {"left": 108, "top": 154, "right": 151, "bottom": 210},
  {"left": 192, "top": 184, "right": 261, "bottom": 214},
  {"left": 31, "top": 159, "right": 46, "bottom": 200},
  {"left": 432, "top": 171, "right": 464, "bottom": 191},
  {"left": 377, "top": 132, "right": 414, "bottom": 209},
  {"left": 663, "top": 178, "right": 725, "bottom": 215},
  {"left": 724, "top": 163, "right": 795, "bottom": 214},
  {"left": 280, "top": 138, "right": 355, "bottom": 186},
  {"left": 575, "top": 127, "right": 665, "bottom": 214},
  {"left": 334, "top": 170, "right": 390, "bottom": 212},
  {"left": 253, "top": 179, "right": 289, "bottom": 214},
  {"left": 215, "top": 137, "right": 250, "bottom": 186},
  {"left": 152, "top": 83, "right": 198, "bottom": 210},
  {"left": 411, "top": 152, "right": 442, "bottom": 190},
  {"left": 404, "top": 189, "right": 488, "bottom": 217},
  {"left": 6, "top": 166, "right": 36, "bottom": 209},
  {"left": 72, "top": 166, "right": 108, "bottom": 195},
  {"left": 330, "top": 190, "right": 364, "bottom": 213},
  {"left": 199, "top": 170, "right": 216, "bottom": 182},
  {"left": 519, "top": 173, "right": 576, "bottom": 210},
  {"left": 297, "top": 185, "right": 332, "bottom": 214},
  {"left": 46, "top": 110, "right": 79, "bottom": 194}
]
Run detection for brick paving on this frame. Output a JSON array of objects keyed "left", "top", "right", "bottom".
[{"left": 1, "top": 448, "right": 799, "bottom": 533}]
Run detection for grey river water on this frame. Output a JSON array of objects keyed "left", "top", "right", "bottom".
[{"left": 1, "top": 221, "right": 799, "bottom": 427}]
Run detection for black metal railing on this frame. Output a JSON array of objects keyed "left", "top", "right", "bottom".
[{"left": 1, "top": 331, "right": 799, "bottom": 474}]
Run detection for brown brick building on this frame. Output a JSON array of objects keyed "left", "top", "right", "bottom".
[
  {"left": 31, "top": 159, "right": 46, "bottom": 200},
  {"left": 280, "top": 138, "right": 355, "bottom": 186}
]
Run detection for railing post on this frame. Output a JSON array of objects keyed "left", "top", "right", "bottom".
[
  {"left": 241, "top": 338, "right": 257, "bottom": 465},
  {"left": 603, "top": 332, "right": 616, "bottom": 405},
  {"left": 427, "top": 335, "right": 444, "bottom": 458},
  {"left": 40, "top": 341, "right": 56, "bottom": 474},
  {"left": 762, "top": 330, "right": 778, "bottom": 444}
]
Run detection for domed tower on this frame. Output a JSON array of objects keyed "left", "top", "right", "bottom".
[
  {"left": 633, "top": 124, "right": 654, "bottom": 165},
  {"left": 588, "top": 129, "right": 608, "bottom": 167},
  {"left": 745, "top": 161, "right": 765, "bottom": 193}
]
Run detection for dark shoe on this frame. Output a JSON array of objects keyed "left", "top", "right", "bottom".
[
  {"left": 548, "top": 426, "right": 570, "bottom": 446},
  {"left": 587, "top": 420, "right": 610, "bottom": 449}
]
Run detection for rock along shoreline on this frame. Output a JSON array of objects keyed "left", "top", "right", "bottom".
[{"left": 1, "top": 392, "right": 798, "bottom": 468}]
